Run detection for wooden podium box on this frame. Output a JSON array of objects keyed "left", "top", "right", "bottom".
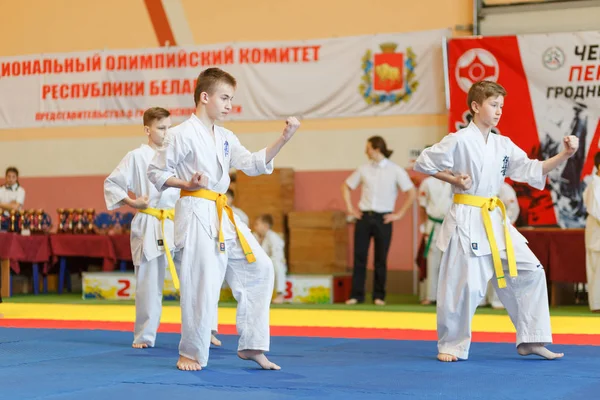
[
  {"left": 288, "top": 211, "right": 348, "bottom": 274},
  {"left": 235, "top": 168, "right": 294, "bottom": 234}
]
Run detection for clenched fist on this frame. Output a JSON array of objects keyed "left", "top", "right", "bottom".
[
  {"left": 282, "top": 117, "right": 301, "bottom": 141},
  {"left": 563, "top": 135, "right": 579, "bottom": 157},
  {"left": 187, "top": 172, "right": 209, "bottom": 191}
]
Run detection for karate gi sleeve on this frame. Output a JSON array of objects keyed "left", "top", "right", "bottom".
[
  {"left": 104, "top": 152, "right": 134, "bottom": 210},
  {"left": 227, "top": 131, "right": 274, "bottom": 176},
  {"left": 148, "top": 132, "right": 189, "bottom": 192},
  {"left": 506, "top": 139, "right": 546, "bottom": 191},
  {"left": 413, "top": 134, "right": 457, "bottom": 175}
]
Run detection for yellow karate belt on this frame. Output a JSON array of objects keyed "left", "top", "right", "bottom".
[
  {"left": 138, "top": 208, "right": 179, "bottom": 290},
  {"left": 180, "top": 189, "right": 256, "bottom": 263},
  {"left": 453, "top": 194, "right": 517, "bottom": 288}
]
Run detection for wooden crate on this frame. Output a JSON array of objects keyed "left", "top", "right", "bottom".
[
  {"left": 288, "top": 210, "right": 346, "bottom": 230},
  {"left": 288, "top": 211, "right": 348, "bottom": 274},
  {"left": 235, "top": 168, "right": 294, "bottom": 234}
]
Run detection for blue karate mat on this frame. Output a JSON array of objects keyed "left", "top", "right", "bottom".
[{"left": 1, "top": 328, "right": 599, "bottom": 399}]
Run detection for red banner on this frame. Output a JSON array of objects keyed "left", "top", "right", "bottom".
[{"left": 447, "top": 32, "right": 600, "bottom": 228}]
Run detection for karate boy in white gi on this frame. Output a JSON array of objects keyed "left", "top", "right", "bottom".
[
  {"left": 414, "top": 80, "right": 577, "bottom": 362},
  {"left": 148, "top": 67, "right": 300, "bottom": 371},
  {"left": 417, "top": 175, "right": 453, "bottom": 305},
  {"left": 104, "top": 107, "right": 179, "bottom": 349},
  {"left": 253, "top": 214, "right": 288, "bottom": 304},
  {"left": 583, "top": 152, "right": 600, "bottom": 312}
]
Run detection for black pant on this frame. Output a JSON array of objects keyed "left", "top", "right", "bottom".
[{"left": 350, "top": 211, "right": 393, "bottom": 302}]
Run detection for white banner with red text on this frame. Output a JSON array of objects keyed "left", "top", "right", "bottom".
[
  {"left": 447, "top": 31, "right": 600, "bottom": 228},
  {"left": 0, "top": 29, "right": 448, "bottom": 129}
]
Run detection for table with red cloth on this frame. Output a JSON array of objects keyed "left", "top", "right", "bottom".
[
  {"left": 518, "top": 227, "right": 586, "bottom": 283},
  {"left": 0, "top": 232, "right": 133, "bottom": 296},
  {"left": 0, "top": 232, "right": 52, "bottom": 297},
  {"left": 109, "top": 234, "right": 132, "bottom": 263},
  {"left": 49, "top": 233, "right": 135, "bottom": 293}
]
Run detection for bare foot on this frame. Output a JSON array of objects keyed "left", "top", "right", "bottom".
[
  {"left": 374, "top": 299, "right": 386, "bottom": 306},
  {"left": 132, "top": 343, "right": 149, "bottom": 349},
  {"left": 211, "top": 334, "right": 222, "bottom": 347},
  {"left": 437, "top": 353, "right": 458, "bottom": 362},
  {"left": 593, "top": 309, "right": 600, "bottom": 313},
  {"left": 345, "top": 298, "right": 358, "bottom": 305},
  {"left": 272, "top": 294, "right": 284, "bottom": 304},
  {"left": 238, "top": 350, "right": 281, "bottom": 370},
  {"left": 421, "top": 300, "right": 432, "bottom": 305},
  {"left": 517, "top": 343, "right": 564, "bottom": 360},
  {"left": 177, "top": 355, "right": 202, "bottom": 371}
]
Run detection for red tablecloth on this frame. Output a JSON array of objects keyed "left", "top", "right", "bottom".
[
  {"left": 109, "top": 234, "right": 132, "bottom": 262},
  {"left": 0, "top": 232, "right": 52, "bottom": 273},
  {"left": 49, "top": 234, "right": 117, "bottom": 271},
  {"left": 519, "top": 228, "right": 586, "bottom": 283}
]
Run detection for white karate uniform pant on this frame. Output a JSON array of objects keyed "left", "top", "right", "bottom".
[
  {"left": 437, "top": 237, "right": 552, "bottom": 360},
  {"left": 483, "top": 281, "right": 504, "bottom": 309},
  {"left": 133, "top": 255, "right": 167, "bottom": 347},
  {"left": 425, "top": 245, "right": 442, "bottom": 302},
  {"left": 586, "top": 249, "right": 600, "bottom": 311},
  {"left": 176, "top": 217, "right": 274, "bottom": 367}
]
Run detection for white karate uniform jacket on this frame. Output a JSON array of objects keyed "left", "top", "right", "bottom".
[
  {"left": 148, "top": 114, "right": 273, "bottom": 250},
  {"left": 104, "top": 144, "right": 180, "bottom": 266},
  {"left": 415, "top": 122, "right": 545, "bottom": 261}
]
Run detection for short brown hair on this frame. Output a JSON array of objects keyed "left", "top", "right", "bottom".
[
  {"left": 368, "top": 136, "right": 393, "bottom": 158},
  {"left": 467, "top": 81, "right": 506, "bottom": 115},
  {"left": 258, "top": 214, "right": 274, "bottom": 228},
  {"left": 194, "top": 68, "right": 237, "bottom": 106},
  {"left": 143, "top": 107, "right": 170, "bottom": 127}
]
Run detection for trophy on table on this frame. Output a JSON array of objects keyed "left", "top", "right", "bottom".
[
  {"left": 9, "top": 210, "right": 18, "bottom": 232},
  {"left": 57, "top": 208, "right": 66, "bottom": 233},
  {"left": 84, "top": 209, "right": 96, "bottom": 234},
  {"left": 66, "top": 208, "right": 75, "bottom": 233},
  {"left": 74, "top": 208, "right": 85, "bottom": 234},
  {"left": 34, "top": 209, "right": 43, "bottom": 233},
  {"left": 30, "top": 209, "right": 38, "bottom": 233},
  {"left": 20, "top": 209, "right": 32, "bottom": 235}
]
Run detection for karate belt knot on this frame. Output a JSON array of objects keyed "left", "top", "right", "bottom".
[
  {"left": 180, "top": 188, "right": 256, "bottom": 263},
  {"left": 453, "top": 194, "right": 517, "bottom": 288},
  {"left": 138, "top": 207, "right": 179, "bottom": 290}
]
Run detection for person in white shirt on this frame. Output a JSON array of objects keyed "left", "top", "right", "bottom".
[
  {"left": 226, "top": 189, "right": 250, "bottom": 226},
  {"left": 0, "top": 167, "right": 26, "bottom": 213},
  {"left": 583, "top": 152, "right": 600, "bottom": 312},
  {"left": 148, "top": 67, "right": 299, "bottom": 371},
  {"left": 417, "top": 174, "right": 453, "bottom": 305},
  {"left": 253, "top": 214, "right": 287, "bottom": 304},
  {"left": 414, "top": 80, "right": 571, "bottom": 362},
  {"left": 342, "top": 136, "right": 416, "bottom": 306},
  {"left": 483, "top": 181, "right": 520, "bottom": 309}
]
